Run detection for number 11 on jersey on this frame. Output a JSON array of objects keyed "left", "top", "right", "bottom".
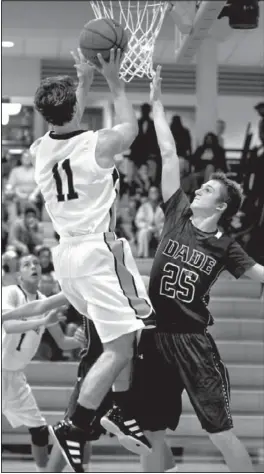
[{"left": 52, "top": 159, "right": 79, "bottom": 202}]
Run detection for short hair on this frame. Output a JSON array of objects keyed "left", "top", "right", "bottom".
[
  {"left": 34, "top": 76, "right": 77, "bottom": 126},
  {"left": 211, "top": 172, "right": 243, "bottom": 221},
  {"left": 35, "top": 245, "right": 51, "bottom": 257}
]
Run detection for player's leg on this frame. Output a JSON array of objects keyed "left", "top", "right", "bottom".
[
  {"left": 208, "top": 430, "right": 253, "bottom": 472},
  {"left": 140, "top": 431, "right": 177, "bottom": 472},
  {"left": 48, "top": 328, "right": 112, "bottom": 473},
  {"left": 50, "top": 235, "right": 152, "bottom": 470},
  {"left": 2, "top": 371, "right": 49, "bottom": 472},
  {"left": 204, "top": 335, "right": 253, "bottom": 472},
  {"left": 48, "top": 377, "right": 90, "bottom": 472},
  {"left": 165, "top": 331, "right": 254, "bottom": 473},
  {"left": 5, "top": 371, "right": 49, "bottom": 472},
  {"left": 141, "top": 431, "right": 168, "bottom": 472},
  {"left": 131, "top": 329, "right": 183, "bottom": 472},
  {"left": 22, "top": 389, "right": 49, "bottom": 472},
  {"left": 75, "top": 330, "right": 152, "bottom": 455},
  {"left": 163, "top": 441, "right": 177, "bottom": 472},
  {"left": 29, "top": 426, "right": 49, "bottom": 472},
  {"left": 77, "top": 331, "right": 135, "bottom": 410}
]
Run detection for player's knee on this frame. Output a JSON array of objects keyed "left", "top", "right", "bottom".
[{"left": 29, "top": 425, "right": 49, "bottom": 446}]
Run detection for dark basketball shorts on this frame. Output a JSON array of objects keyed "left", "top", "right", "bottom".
[
  {"left": 132, "top": 328, "right": 233, "bottom": 434},
  {"left": 64, "top": 352, "right": 113, "bottom": 440}
]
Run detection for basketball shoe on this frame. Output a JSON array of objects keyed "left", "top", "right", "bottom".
[
  {"left": 100, "top": 405, "right": 152, "bottom": 455},
  {"left": 49, "top": 420, "right": 86, "bottom": 473}
]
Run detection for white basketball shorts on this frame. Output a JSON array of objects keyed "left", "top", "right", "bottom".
[
  {"left": 2, "top": 370, "right": 46, "bottom": 428},
  {"left": 52, "top": 232, "right": 153, "bottom": 343}
]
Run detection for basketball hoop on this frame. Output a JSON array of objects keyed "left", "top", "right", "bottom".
[{"left": 90, "top": 1, "right": 170, "bottom": 82}]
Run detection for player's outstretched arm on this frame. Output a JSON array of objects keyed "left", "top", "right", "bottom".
[
  {"left": 244, "top": 263, "right": 264, "bottom": 283},
  {"left": 2, "top": 292, "right": 68, "bottom": 322},
  {"left": 150, "top": 66, "right": 180, "bottom": 203},
  {"left": 95, "top": 48, "right": 138, "bottom": 168},
  {"left": 71, "top": 48, "right": 95, "bottom": 122},
  {"left": 47, "top": 323, "right": 83, "bottom": 350},
  {"left": 3, "top": 310, "right": 59, "bottom": 334}
]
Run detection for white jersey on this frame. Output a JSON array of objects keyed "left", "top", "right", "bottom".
[
  {"left": 32, "top": 130, "right": 119, "bottom": 238},
  {"left": 2, "top": 285, "right": 46, "bottom": 371}
]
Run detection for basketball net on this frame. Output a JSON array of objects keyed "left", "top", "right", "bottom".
[{"left": 90, "top": 1, "right": 169, "bottom": 82}]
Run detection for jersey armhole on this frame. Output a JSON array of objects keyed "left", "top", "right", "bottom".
[{"left": 93, "top": 129, "right": 117, "bottom": 174}]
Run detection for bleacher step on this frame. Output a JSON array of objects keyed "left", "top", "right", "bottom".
[
  {"left": 210, "top": 318, "right": 264, "bottom": 340},
  {"left": 217, "top": 340, "right": 264, "bottom": 363},
  {"left": 31, "top": 386, "right": 264, "bottom": 414},
  {"left": 209, "top": 298, "right": 263, "bottom": 319},
  {"left": 26, "top": 362, "right": 264, "bottom": 388}
]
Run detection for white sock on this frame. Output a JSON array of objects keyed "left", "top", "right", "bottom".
[
  {"left": 36, "top": 466, "right": 47, "bottom": 472},
  {"left": 166, "top": 465, "right": 178, "bottom": 472}
]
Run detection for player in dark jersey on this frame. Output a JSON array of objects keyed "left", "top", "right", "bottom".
[{"left": 131, "top": 66, "right": 264, "bottom": 472}]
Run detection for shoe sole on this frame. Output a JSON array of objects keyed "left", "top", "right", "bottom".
[
  {"left": 48, "top": 425, "right": 76, "bottom": 473},
  {"left": 100, "top": 417, "right": 152, "bottom": 456}
]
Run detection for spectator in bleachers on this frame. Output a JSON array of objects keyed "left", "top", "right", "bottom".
[
  {"left": 134, "top": 163, "right": 153, "bottom": 198},
  {"left": 5, "top": 149, "right": 37, "bottom": 221},
  {"left": 2, "top": 200, "right": 10, "bottom": 254},
  {"left": 179, "top": 157, "right": 197, "bottom": 201},
  {"left": 135, "top": 186, "right": 164, "bottom": 258},
  {"left": 117, "top": 158, "right": 138, "bottom": 199},
  {"left": 193, "top": 132, "right": 227, "bottom": 184},
  {"left": 130, "top": 102, "right": 159, "bottom": 167},
  {"left": 2, "top": 152, "right": 12, "bottom": 181},
  {"left": 116, "top": 198, "right": 137, "bottom": 247},
  {"left": 2, "top": 249, "right": 19, "bottom": 287},
  {"left": 35, "top": 245, "right": 55, "bottom": 275},
  {"left": 170, "top": 115, "right": 192, "bottom": 159},
  {"left": 147, "top": 155, "right": 159, "bottom": 187},
  {"left": 8, "top": 203, "right": 44, "bottom": 256},
  {"left": 216, "top": 119, "right": 226, "bottom": 148}
]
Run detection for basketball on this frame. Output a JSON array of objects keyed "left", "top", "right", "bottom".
[{"left": 79, "top": 18, "right": 128, "bottom": 67}]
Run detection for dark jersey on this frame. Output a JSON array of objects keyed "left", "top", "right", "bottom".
[{"left": 149, "top": 189, "right": 255, "bottom": 331}]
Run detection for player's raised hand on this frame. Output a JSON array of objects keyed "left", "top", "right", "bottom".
[
  {"left": 45, "top": 310, "right": 59, "bottom": 328},
  {"left": 73, "top": 326, "right": 87, "bottom": 347},
  {"left": 150, "top": 65, "right": 162, "bottom": 103},
  {"left": 96, "top": 48, "right": 122, "bottom": 87},
  {"left": 71, "top": 48, "right": 95, "bottom": 85}
]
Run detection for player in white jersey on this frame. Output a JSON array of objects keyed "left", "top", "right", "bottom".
[
  {"left": 2, "top": 254, "right": 83, "bottom": 472},
  {"left": 30, "top": 49, "right": 153, "bottom": 471}
]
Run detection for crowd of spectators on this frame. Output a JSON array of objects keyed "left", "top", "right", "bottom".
[{"left": 2, "top": 101, "right": 264, "bottom": 360}]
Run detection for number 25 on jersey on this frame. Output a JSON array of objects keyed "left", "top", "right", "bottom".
[
  {"left": 160, "top": 262, "right": 198, "bottom": 303},
  {"left": 52, "top": 159, "right": 78, "bottom": 202}
]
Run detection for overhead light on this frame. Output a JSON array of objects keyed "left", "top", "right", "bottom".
[
  {"left": 2, "top": 110, "right": 10, "bottom": 126},
  {"left": 9, "top": 149, "right": 24, "bottom": 154},
  {"left": 2, "top": 41, "right": 14, "bottom": 48},
  {"left": 2, "top": 103, "right": 22, "bottom": 115}
]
